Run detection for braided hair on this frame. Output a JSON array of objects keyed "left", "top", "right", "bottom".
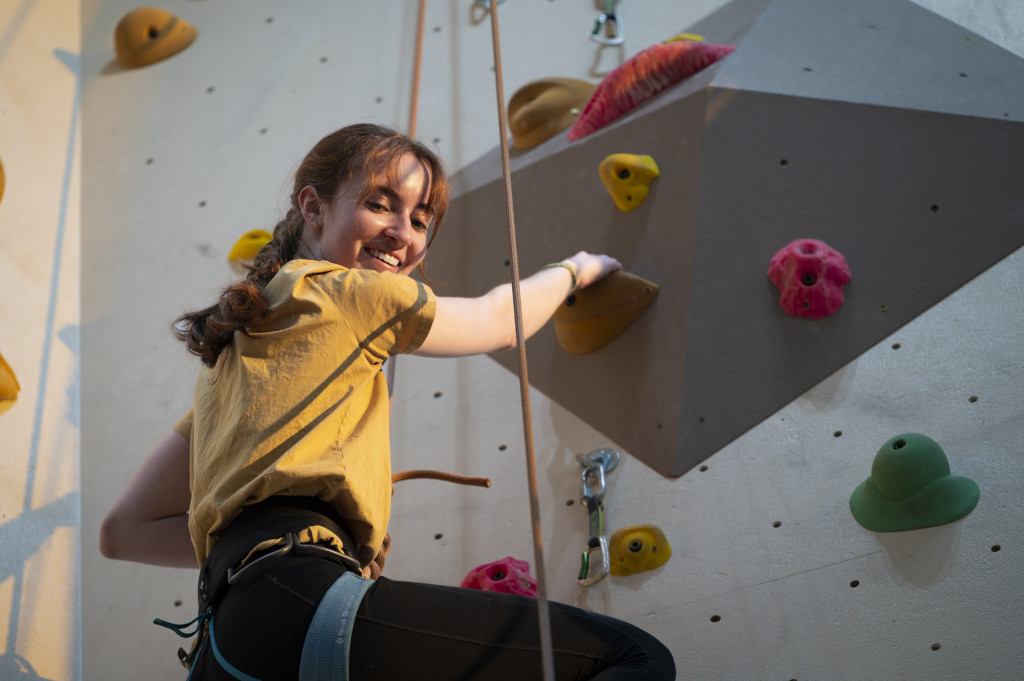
[{"left": 174, "top": 123, "right": 450, "bottom": 367}]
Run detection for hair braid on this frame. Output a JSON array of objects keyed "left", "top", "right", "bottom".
[{"left": 174, "top": 209, "right": 305, "bottom": 367}]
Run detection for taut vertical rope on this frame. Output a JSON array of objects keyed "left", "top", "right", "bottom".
[
  {"left": 488, "top": 4, "right": 556, "bottom": 681},
  {"left": 408, "top": 0, "right": 427, "bottom": 138}
]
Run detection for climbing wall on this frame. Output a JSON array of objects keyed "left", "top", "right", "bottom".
[
  {"left": 1, "top": 0, "right": 1020, "bottom": 679},
  {"left": 0, "top": 1, "right": 81, "bottom": 679},
  {"left": 434, "top": 0, "right": 1024, "bottom": 477}
]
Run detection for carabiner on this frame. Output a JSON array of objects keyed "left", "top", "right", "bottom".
[
  {"left": 589, "top": 0, "right": 624, "bottom": 46},
  {"left": 580, "top": 458, "right": 607, "bottom": 501},
  {"left": 578, "top": 535, "right": 611, "bottom": 585},
  {"left": 578, "top": 448, "right": 619, "bottom": 501}
]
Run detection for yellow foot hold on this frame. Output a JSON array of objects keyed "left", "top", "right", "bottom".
[
  {"left": 508, "top": 78, "right": 596, "bottom": 151},
  {"left": 609, "top": 524, "right": 672, "bottom": 576},
  {"left": 553, "top": 270, "right": 658, "bottom": 354},
  {"left": 115, "top": 7, "right": 197, "bottom": 69},
  {"left": 228, "top": 229, "right": 273, "bottom": 262},
  {"left": 0, "top": 350, "right": 20, "bottom": 416},
  {"left": 598, "top": 154, "right": 660, "bottom": 212}
]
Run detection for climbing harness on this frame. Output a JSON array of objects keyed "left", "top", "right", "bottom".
[
  {"left": 590, "top": 0, "right": 625, "bottom": 46},
  {"left": 577, "top": 448, "right": 620, "bottom": 586}
]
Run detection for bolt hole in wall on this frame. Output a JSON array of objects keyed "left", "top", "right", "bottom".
[
  {"left": 849, "top": 580, "right": 860, "bottom": 588},
  {"left": 772, "top": 521, "right": 782, "bottom": 528},
  {"left": 709, "top": 615, "right": 721, "bottom": 623},
  {"left": 991, "top": 544, "right": 1001, "bottom": 552},
  {"left": 434, "top": 533, "right": 443, "bottom": 540},
  {"left": 833, "top": 430, "right": 842, "bottom": 438}
]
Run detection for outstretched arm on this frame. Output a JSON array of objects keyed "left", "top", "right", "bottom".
[
  {"left": 414, "top": 251, "right": 620, "bottom": 358},
  {"left": 99, "top": 429, "right": 199, "bottom": 568}
]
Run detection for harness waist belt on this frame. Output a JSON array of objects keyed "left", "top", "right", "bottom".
[{"left": 198, "top": 496, "right": 362, "bottom": 613}]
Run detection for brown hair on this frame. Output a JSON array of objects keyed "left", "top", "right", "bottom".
[{"left": 174, "top": 123, "right": 450, "bottom": 367}]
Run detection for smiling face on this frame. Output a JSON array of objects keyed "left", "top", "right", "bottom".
[{"left": 298, "top": 152, "right": 434, "bottom": 276}]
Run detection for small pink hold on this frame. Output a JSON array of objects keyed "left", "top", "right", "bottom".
[
  {"left": 768, "top": 239, "right": 851, "bottom": 319},
  {"left": 460, "top": 557, "right": 537, "bottom": 597}
]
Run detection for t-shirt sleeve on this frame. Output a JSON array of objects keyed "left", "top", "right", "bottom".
[
  {"left": 322, "top": 270, "right": 436, "bottom": 360},
  {"left": 173, "top": 408, "right": 194, "bottom": 442}
]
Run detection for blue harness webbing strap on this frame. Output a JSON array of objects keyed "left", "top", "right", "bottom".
[{"left": 299, "top": 572, "right": 374, "bottom": 681}]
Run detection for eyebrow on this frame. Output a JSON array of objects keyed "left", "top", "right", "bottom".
[{"left": 372, "top": 185, "right": 433, "bottom": 215}]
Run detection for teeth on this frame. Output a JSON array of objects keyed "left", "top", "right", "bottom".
[{"left": 368, "top": 248, "right": 400, "bottom": 267}]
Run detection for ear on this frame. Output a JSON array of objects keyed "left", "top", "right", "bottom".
[{"left": 297, "top": 186, "right": 324, "bottom": 226}]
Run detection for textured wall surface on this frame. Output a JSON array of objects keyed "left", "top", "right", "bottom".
[{"left": 1, "top": 0, "right": 1021, "bottom": 679}]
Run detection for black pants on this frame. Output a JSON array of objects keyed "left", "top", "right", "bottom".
[{"left": 192, "top": 554, "right": 675, "bottom": 680}]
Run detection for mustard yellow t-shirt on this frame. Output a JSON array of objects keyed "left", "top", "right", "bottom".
[{"left": 185, "top": 259, "right": 435, "bottom": 567}]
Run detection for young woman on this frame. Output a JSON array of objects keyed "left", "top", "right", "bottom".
[{"left": 100, "top": 123, "right": 675, "bottom": 680}]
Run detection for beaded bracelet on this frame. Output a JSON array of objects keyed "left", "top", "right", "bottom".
[{"left": 543, "top": 262, "right": 578, "bottom": 294}]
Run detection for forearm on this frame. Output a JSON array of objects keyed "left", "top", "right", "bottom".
[
  {"left": 415, "top": 252, "right": 619, "bottom": 358},
  {"left": 100, "top": 429, "right": 199, "bottom": 568},
  {"left": 100, "top": 512, "right": 198, "bottom": 568},
  {"left": 480, "top": 264, "right": 576, "bottom": 351}
]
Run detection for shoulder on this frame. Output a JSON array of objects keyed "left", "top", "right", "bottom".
[{"left": 270, "top": 260, "right": 434, "bottom": 316}]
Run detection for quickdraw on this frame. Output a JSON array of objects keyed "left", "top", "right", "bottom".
[
  {"left": 576, "top": 448, "right": 620, "bottom": 586},
  {"left": 589, "top": 0, "right": 625, "bottom": 46}
]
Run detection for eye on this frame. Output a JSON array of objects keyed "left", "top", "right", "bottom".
[
  {"left": 411, "top": 218, "right": 429, "bottom": 232},
  {"left": 366, "top": 199, "right": 388, "bottom": 212}
]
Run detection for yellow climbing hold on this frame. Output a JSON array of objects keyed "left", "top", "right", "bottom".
[
  {"left": 553, "top": 270, "right": 658, "bottom": 354},
  {"left": 228, "top": 229, "right": 273, "bottom": 262},
  {"left": 609, "top": 524, "right": 672, "bottom": 577},
  {"left": 598, "top": 154, "right": 660, "bottom": 212},
  {"left": 508, "top": 78, "right": 596, "bottom": 151},
  {"left": 114, "top": 7, "right": 197, "bottom": 69},
  {"left": 664, "top": 33, "right": 705, "bottom": 43},
  {"left": 0, "top": 350, "right": 20, "bottom": 417}
]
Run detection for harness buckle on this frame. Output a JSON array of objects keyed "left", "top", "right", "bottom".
[{"left": 226, "top": 533, "right": 296, "bottom": 584}]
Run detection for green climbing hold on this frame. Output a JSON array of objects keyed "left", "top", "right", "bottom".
[{"left": 850, "top": 433, "right": 979, "bottom": 532}]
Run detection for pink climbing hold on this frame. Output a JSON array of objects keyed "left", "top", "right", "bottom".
[
  {"left": 460, "top": 557, "right": 537, "bottom": 597},
  {"left": 567, "top": 40, "right": 735, "bottom": 142},
  {"left": 768, "top": 239, "right": 852, "bottom": 319}
]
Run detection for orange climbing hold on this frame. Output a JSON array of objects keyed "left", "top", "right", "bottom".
[
  {"left": 0, "top": 350, "right": 19, "bottom": 417},
  {"left": 609, "top": 524, "right": 672, "bottom": 576},
  {"left": 598, "top": 153, "right": 660, "bottom": 212},
  {"left": 508, "top": 78, "right": 596, "bottom": 150},
  {"left": 553, "top": 270, "right": 658, "bottom": 354},
  {"left": 114, "top": 7, "right": 197, "bottom": 69}
]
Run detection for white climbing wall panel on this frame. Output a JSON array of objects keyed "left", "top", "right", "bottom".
[{"left": 0, "top": 0, "right": 1021, "bottom": 679}]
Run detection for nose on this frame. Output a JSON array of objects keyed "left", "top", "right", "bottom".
[{"left": 384, "top": 212, "right": 416, "bottom": 245}]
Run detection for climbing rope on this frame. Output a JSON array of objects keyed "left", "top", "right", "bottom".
[
  {"left": 408, "top": 0, "right": 427, "bottom": 138},
  {"left": 487, "top": 4, "right": 557, "bottom": 680}
]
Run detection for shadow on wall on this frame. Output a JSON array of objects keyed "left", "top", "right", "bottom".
[{"left": 0, "top": 653, "right": 58, "bottom": 681}]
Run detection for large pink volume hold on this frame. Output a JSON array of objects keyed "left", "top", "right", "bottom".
[
  {"left": 567, "top": 41, "right": 735, "bottom": 142},
  {"left": 768, "top": 239, "right": 852, "bottom": 319}
]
